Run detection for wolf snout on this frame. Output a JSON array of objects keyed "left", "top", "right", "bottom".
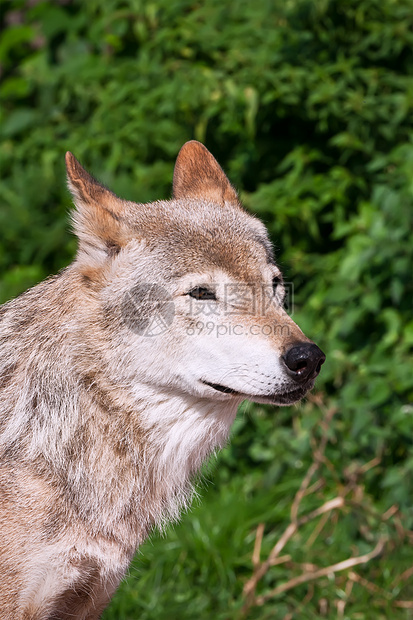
[{"left": 282, "top": 343, "right": 325, "bottom": 383}]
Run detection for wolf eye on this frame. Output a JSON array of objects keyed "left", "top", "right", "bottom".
[
  {"left": 272, "top": 276, "right": 282, "bottom": 295},
  {"left": 188, "top": 287, "right": 216, "bottom": 301}
]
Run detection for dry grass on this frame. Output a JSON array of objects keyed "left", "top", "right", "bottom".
[{"left": 240, "top": 396, "right": 413, "bottom": 618}]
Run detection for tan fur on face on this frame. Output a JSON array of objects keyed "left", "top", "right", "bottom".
[{"left": 0, "top": 141, "right": 322, "bottom": 618}]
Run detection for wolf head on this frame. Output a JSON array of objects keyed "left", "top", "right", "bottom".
[{"left": 66, "top": 141, "right": 324, "bottom": 408}]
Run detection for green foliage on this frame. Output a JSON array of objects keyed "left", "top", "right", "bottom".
[{"left": 1, "top": 0, "right": 413, "bottom": 617}]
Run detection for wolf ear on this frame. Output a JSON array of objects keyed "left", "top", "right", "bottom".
[
  {"left": 65, "top": 152, "right": 132, "bottom": 275},
  {"left": 172, "top": 141, "right": 239, "bottom": 205}
]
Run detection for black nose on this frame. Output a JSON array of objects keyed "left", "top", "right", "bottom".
[{"left": 282, "top": 343, "right": 325, "bottom": 382}]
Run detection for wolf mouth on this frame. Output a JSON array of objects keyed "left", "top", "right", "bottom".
[
  {"left": 201, "top": 381, "right": 240, "bottom": 395},
  {"left": 202, "top": 380, "right": 310, "bottom": 404},
  {"left": 269, "top": 385, "right": 309, "bottom": 405}
]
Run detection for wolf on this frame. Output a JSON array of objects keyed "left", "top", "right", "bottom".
[{"left": 0, "top": 141, "right": 325, "bottom": 619}]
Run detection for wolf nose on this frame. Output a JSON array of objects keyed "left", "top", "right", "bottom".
[{"left": 282, "top": 343, "right": 326, "bottom": 382}]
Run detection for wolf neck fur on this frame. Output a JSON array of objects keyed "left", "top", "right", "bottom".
[{"left": 0, "top": 324, "right": 238, "bottom": 541}]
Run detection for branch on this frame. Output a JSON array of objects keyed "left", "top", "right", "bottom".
[
  {"left": 243, "top": 496, "right": 344, "bottom": 601},
  {"left": 255, "top": 537, "right": 387, "bottom": 606},
  {"left": 252, "top": 523, "right": 265, "bottom": 569}
]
